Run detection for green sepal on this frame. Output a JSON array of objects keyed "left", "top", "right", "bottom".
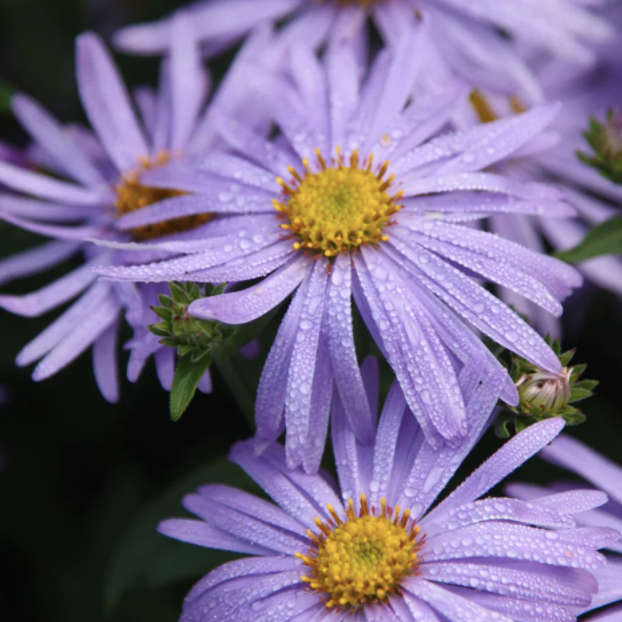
[
  {"left": 494, "top": 413, "right": 514, "bottom": 439},
  {"left": 169, "top": 353, "right": 213, "bottom": 422},
  {"left": 555, "top": 216, "right": 622, "bottom": 264}
]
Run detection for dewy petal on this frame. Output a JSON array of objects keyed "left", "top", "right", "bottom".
[
  {"left": 367, "top": 380, "right": 408, "bottom": 510},
  {"left": 284, "top": 260, "right": 328, "bottom": 471},
  {"left": 255, "top": 276, "right": 308, "bottom": 451},
  {"left": 182, "top": 493, "right": 305, "bottom": 555},
  {"left": 423, "top": 523, "right": 613, "bottom": 569},
  {"left": 384, "top": 241, "right": 561, "bottom": 372},
  {"left": 195, "top": 484, "right": 308, "bottom": 538},
  {"left": 189, "top": 255, "right": 309, "bottom": 325},
  {"left": 405, "top": 577, "right": 514, "bottom": 622},
  {"left": 424, "top": 497, "right": 576, "bottom": 538},
  {"left": 396, "top": 366, "right": 508, "bottom": 515},
  {"left": 331, "top": 391, "right": 375, "bottom": 511},
  {"left": 392, "top": 226, "right": 563, "bottom": 317},
  {"left": 426, "top": 419, "right": 565, "bottom": 524},
  {"left": 326, "top": 254, "right": 374, "bottom": 444},
  {"left": 421, "top": 561, "right": 594, "bottom": 607},
  {"left": 433, "top": 105, "right": 561, "bottom": 177},
  {"left": 193, "top": 240, "right": 294, "bottom": 284},
  {"left": 183, "top": 556, "right": 301, "bottom": 608},
  {"left": 76, "top": 32, "right": 149, "bottom": 172},
  {"left": 302, "top": 317, "right": 334, "bottom": 475},
  {"left": 11, "top": 94, "right": 105, "bottom": 187},
  {"left": 446, "top": 588, "right": 576, "bottom": 622},
  {"left": 354, "top": 250, "right": 466, "bottom": 447},
  {"left": 229, "top": 440, "right": 341, "bottom": 526}
]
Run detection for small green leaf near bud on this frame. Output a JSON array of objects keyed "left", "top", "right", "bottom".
[{"left": 578, "top": 109, "right": 622, "bottom": 185}]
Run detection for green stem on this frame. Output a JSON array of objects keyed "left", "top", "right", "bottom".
[{"left": 214, "top": 356, "right": 255, "bottom": 430}]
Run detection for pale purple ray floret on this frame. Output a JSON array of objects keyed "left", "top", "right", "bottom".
[
  {"left": 113, "top": 0, "right": 612, "bottom": 105},
  {"left": 98, "top": 27, "right": 581, "bottom": 466},
  {"left": 0, "top": 15, "right": 263, "bottom": 400},
  {"left": 159, "top": 361, "right": 618, "bottom": 622},
  {"left": 508, "top": 435, "right": 622, "bottom": 622}
]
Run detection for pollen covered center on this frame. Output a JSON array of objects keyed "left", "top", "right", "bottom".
[
  {"left": 114, "top": 151, "right": 211, "bottom": 241},
  {"left": 296, "top": 495, "right": 420, "bottom": 610},
  {"left": 274, "top": 149, "right": 402, "bottom": 257}
]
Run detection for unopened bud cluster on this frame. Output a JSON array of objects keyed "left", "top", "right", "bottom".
[{"left": 149, "top": 282, "right": 234, "bottom": 362}]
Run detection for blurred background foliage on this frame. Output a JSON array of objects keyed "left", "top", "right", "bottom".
[{"left": 1, "top": 1, "right": 622, "bottom": 621}]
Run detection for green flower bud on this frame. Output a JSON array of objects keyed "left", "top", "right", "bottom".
[
  {"left": 516, "top": 367, "right": 572, "bottom": 417},
  {"left": 494, "top": 337, "right": 598, "bottom": 438}
]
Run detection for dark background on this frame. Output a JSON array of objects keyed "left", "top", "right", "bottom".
[{"left": 1, "top": 1, "right": 621, "bottom": 620}]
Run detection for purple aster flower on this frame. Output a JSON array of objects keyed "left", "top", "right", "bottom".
[
  {"left": 113, "top": 0, "right": 612, "bottom": 104},
  {"left": 0, "top": 16, "right": 266, "bottom": 400},
  {"left": 508, "top": 435, "right": 622, "bottom": 621},
  {"left": 98, "top": 33, "right": 581, "bottom": 465},
  {"left": 159, "top": 362, "right": 618, "bottom": 621}
]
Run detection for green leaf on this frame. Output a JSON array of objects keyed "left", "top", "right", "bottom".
[
  {"left": 104, "top": 459, "right": 260, "bottom": 613},
  {"left": 0, "top": 79, "right": 15, "bottom": 114},
  {"left": 555, "top": 217, "right": 622, "bottom": 263},
  {"left": 169, "top": 353, "right": 213, "bottom": 422}
]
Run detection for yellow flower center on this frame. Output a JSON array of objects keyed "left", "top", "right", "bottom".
[
  {"left": 273, "top": 149, "right": 402, "bottom": 258},
  {"left": 114, "top": 151, "right": 211, "bottom": 241},
  {"left": 296, "top": 494, "right": 420, "bottom": 610}
]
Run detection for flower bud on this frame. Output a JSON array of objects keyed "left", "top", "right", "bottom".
[{"left": 516, "top": 368, "right": 572, "bottom": 417}]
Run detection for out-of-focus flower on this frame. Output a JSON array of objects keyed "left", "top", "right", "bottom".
[
  {"left": 113, "top": 0, "right": 612, "bottom": 105},
  {"left": 98, "top": 31, "right": 580, "bottom": 467},
  {"left": 0, "top": 16, "right": 266, "bottom": 401},
  {"left": 508, "top": 435, "right": 622, "bottom": 621},
  {"left": 160, "top": 363, "right": 617, "bottom": 621},
  {"left": 465, "top": 7, "right": 622, "bottom": 334}
]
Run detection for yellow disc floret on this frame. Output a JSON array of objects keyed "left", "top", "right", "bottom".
[
  {"left": 274, "top": 149, "right": 402, "bottom": 258},
  {"left": 114, "top": 151, "right": 211, "bottom": 241},
  {"left": 296, "top": 494, "right": 420, "bottom": 610}
]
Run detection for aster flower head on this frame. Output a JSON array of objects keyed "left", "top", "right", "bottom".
[
  {"left": 99, "top": 30, "right": 581, "bottom": 467},
  {"left": 113, "top": 0, "right": 613, "bottom": 104},
  {"left": 0, "top": 15, "right": 269, "bottom": 400},
  {"left": 508, "top": 435, "right": 622, "bottom": 621},
  {"left": 159, "top": 363, "right": 618, "bottom": 621}
]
